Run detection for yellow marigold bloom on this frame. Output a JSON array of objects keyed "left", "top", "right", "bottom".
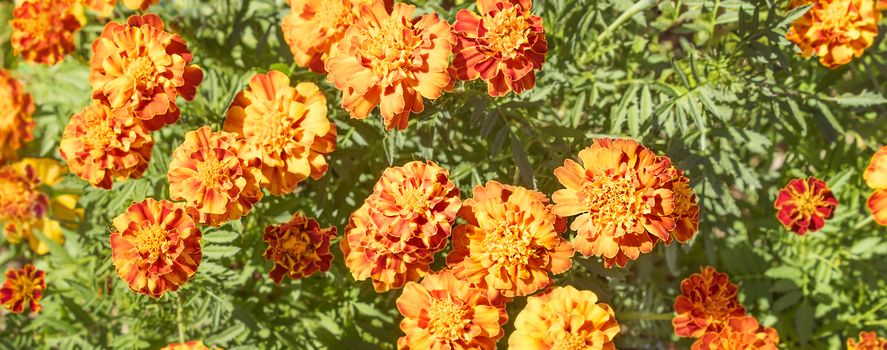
[
  {"left": 263, "top": 213, "right": 336, "bottom": 283},
  {"left": 325, "top": 1, "right": 455, "bottom": 130},
  {"left": 160, "top": 340, "right": 221, "bottom": 350},
  {"left": 864, "top": 146, "right": 887, "bottom": 226},
  {"left": 0, "top": 264, "right": 46, "bottom": 314},
  {"left": 447, "top": 181, "right": 574, "bottom": 298},
  {"left": 396, "top": 270, "right": 507, "bottom": 350},
  {"left": 224, "top": 71, "right": 337, "bottom": 196},
  {"left": 122, "top": 0, "right": 159, "bottom": 10},
  {"left": 168, "top": 126, "right": 263, "bottom": 227},
  {"left": 90, "top": 14, "right": 204, "bottom": 131},
  {"left": 110, "top": 198, "right": 202, "bottom": 298},
  {"left": 786, "top": 0, "right": 881, "bottom": 68},
  {"left": 0, "top": 69, "right": 35, "bottom": 163},
  {"left": 848, "top": 331, "right": 887, "bottom": 350},
  {"left": 10, "top": 0, "right": 82, "bottom": 65},
  {"left": 509, "top": 285, "right": 620, "bottom": 350},
  {"left": 673, "top": 266, "right": 746, "bottom": 338},
  {"left": 692, "top": 316, "right": 779, "bottom": 350}
]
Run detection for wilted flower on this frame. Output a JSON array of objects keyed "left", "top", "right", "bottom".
[
  {"left": 325, "top": 1, "right": 455, "bottom": 130},
  {"left": 160, "top": 341, "right": 220, "bottom": 350},
  {"left": 847, "top": 331, "right": 887, "bottom": 350},
  {"left": 864, "top": 146, "right": 887, "bottom": 226},
  {"left": 773, "top": 177, "right": 839, "bottom": 235},
  {"left": 786, "top": 0, "right": 881, "bottom": 68},
  {"left": 0, "top": 264, "right": 46, "bottom": 314},
  {"left": 447, "top": 181, "right": 573, "bottom": 298},
  {"left": 263, "top": 213, "right": 336, "bottom": 283},
  {"left": 224, "top": 71, "right": 336, "bottom": 196},
  {"left": 452, "top": 0, "right": 547, "bottom": 97},
  {"left": 509, "top": 285, "right": 620, "bottom": 350},
  {"left": 692, "top": 316, "right": 779, "bottom": 350},
  {"left": 0, "top": 69, "right": 35, "bottom": 163},
  {"left": 673, "top": 266, "right": 747, "bottom": 338},
  {"left": 10, "top": 0, "right": 82, "bottom": 65},
  {"left": 110, "top": 198, "right": 202, "bottom": 298}
]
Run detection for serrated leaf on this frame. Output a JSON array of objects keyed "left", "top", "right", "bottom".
[
  {"left": 203, "top": 245, "right": 241, "bottom": 259},
  {"left": 825, "top": 90, "right": 887, "bottom": 107}
]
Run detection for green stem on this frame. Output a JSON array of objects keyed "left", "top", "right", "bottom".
[
  {"left": 177, "top": 293, "right": 186, "bottom": 343},
  {"left": 619, "top": 312, "right": 674, "bottom": 321}
]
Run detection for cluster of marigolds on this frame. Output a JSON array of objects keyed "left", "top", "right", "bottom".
[{"left": 0, "top": 0, "right": 885, "bottom": 349}]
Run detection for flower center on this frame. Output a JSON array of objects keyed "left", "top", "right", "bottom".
[
  {"left": 816, "top": 2, "right": 854, "bottom": 34},
  {"left": 135, "top": 224, "right": 169, "bottom": 262},
  {"left": 313, "top": 0, "right": 351, "bottom": 29},
  {"left": 551, "top": 331, "right": 588, "bottom": 350},
  {"left": 394, "top": 187, "right": 427, "bottom": 213},
  {"left": 83, "top": 114, "right": 117, "bottom": 149},
  {"left": 671, "top": 181, "right": 694, "bottom": 216},
  {"left": 484, "top": 6, "right": 531, "bottom": 58},
  {"left": 581, "top": 172, "right": 647, "bottom": 234},
  {"left": 279, "top": 231, "right": 311, "bottom": 258},
  {"left": 15, "top": 13, "right": 53, "bottom": 40},
  {"left": 792, "top": 183, "right": 829, "bottom": 218},
  {"left": 11, "top": 273, "right": 38, "bottom": 298},
  {"left": 359, "top": 17, "right": 421, "bottom": 85},
  {"left": 124, "top": 57, "right": 156, "bottom": 84},
  {"left": 195, "top": 152, "right": 228, "bottom": 190},
  {"left": 426, "top": 298, "right": 469, "bottom": 341},
  {"left": 0, "top": 174, "right": 39, "bottom": 220},
  {"left": 484, "top": 221, "right": 537, "bottom": 268}
]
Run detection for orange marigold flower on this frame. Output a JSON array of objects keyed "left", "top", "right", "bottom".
[
  {"left": 396, "top": 270, "right": 507, "bottom": 350},
  {"left": 59, "top": 102, "right": 154, "bottom": 189},
  {"left": 122, "top": 0, "right": 160, "bottom": 10},
  {"left": 447, "top": 181, "right": 573, "bottom": 298},
  {"left": 325, "top": 1, "right": 455, "bottom": 130},
  {"left": 110, "top": 198, "right": 202, "bottom": 298},
  {"left": 692, "top": 316, "right": 779, "bottom": 350},
  {"left": 879, "top": 0, "right": 887, "bottom": 10},
  {"left": 452, "top": 0, "right": 547, "bottom": 97},
  {"left": 168, "top": 126, "right": 263, "bottom": 227},
  {"left": 160, "top": 340, "right": 221, "bottom": 350},
  {"left": 786, "top": 0, "right": 881, "bottom": 68},
  {"left": 10, "top": 0, "right": 82, "bottom": 65},
  {"left": 864, "top": 146, "right": 887, "bottom": 226},
  {"left": 0, "top": 264, "right": 46, "bottom": 314},
  {"left": 263, "top": 213, "right": 336, "bottom": 283},
  {"left": 773, "top": 177, "right": 838, "bottom": 235},
  {"left": 224, "top": 71, "right": 337, "bottom": 196},
  {"left": 509, "top": 285, "right": 620, "bottom": 350},
  {"left": 0, "top": 69, "right": 35, "bottom": 163},
  {"left": 90, "top": 14, "right": 204, "bottom": 131},
  {"left": 673, "top": 266, "right": 747, "bottom": 338},
  {"left": 848, "top": 331, "right": 887, "bottom": 350},
  {"left": 669, "top": 170, "right": 701, "bottom": 243},
  {"left": 551, "top": 138, "right": 681, "bottom": 268}
]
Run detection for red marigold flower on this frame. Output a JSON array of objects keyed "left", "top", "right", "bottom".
[
  {"left": 0, "top": 69, "right": 35, "bottom": 163},
  {"left": 10, "top": 0, "right": 82, "bottom": 65},
  {"left": 160, "top": 340, "right": 221, "bottom": 350},
  {"left": 786, "top": 0, "right": 881, "bottom": 68},
  {"left": 773, "top": 177, "right": 839, "bottom": 235},
  {"left": 263, "top": 213, "right": 336, "bottom": 283},
  {"left": 452, "top": 0, "right": 547, "bottom": 97},
  {"left": 224, "top": 71, "right": 337, "bottom": 196},
  {"left": 847, "top": 331, "right": 887, "bottom": 350},
  {"left": 325, "top": 1, "right": 455, "bottom": 130},
  {"left": 396, "top": 270, "right": 508, "bottom": 350},
  {"left": 691, "top": 316, "right": 779, "bottom": 350},
  {"left": 864, "top": 146, "right": 887, "bottom": 226},
  {"left": 168, "top": 126, "right": 263, "bottom": 227},
  {"left": 509, "top": 285, "right": 620, "bottom": 350},
  {"left": 673, "top": 266, "right": 747, "bottom": 338},
  {"left": 122, "top": 0, "right": 160, "bottom": 10},
  {"left": 0, "top": 264, "right": 46, "bottom": 314},
  {"left": 110, "top": 198, "right": 202, "bottom": 298},
  {"left": 59, "top": 102, "right": 154, "bottom": 189},
  {"left": 90, "top": 14, "right": 204, "bottom": 131},
  {"left": 447, "top": 181, "right": 574, "bottom": 298}
]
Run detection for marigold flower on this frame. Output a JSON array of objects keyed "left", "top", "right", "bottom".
[
  {"left": 847, "top": 331, "right": 887, "bottom": 350},
  {"left": 224, "top": 71, "right": 336, "bottom": 196},
  {"left": 168, "top": 126, "right": 262, "bottom": 227},
  {"left": 10, "top": 0, "right": 82, "bottom": 65},
  {"left": 90, "top": 14, "right": 204, "bottom": 131},
  {"left": 447, "top": 181, "right": 573, "bottom": 298},
  {"left": 691, "top": 316, "right": 779, "bottom": 350},
  {"left": 79, "top": 0, "right": 116, "bottom": 18},
  {"left": 0, "top": 69, "right": 35, "bottom": 163},
  {"left": 325, "top": 1, "right": 455, "bottom": 130},
  {"left": 122, "top": 0, "right": 159, "bottom": 10},
  {"left": 551, "top": 138, "right": 682, "bottom": 268},
  {"left": 773, "top": 177, "right": 839, "bottom": 235},
  {"left": 669, "top": 171, "right": 701, "bottom": 243},
  {"left": 673, "top": 266, "right": 747, "bottom": 338},
  {"left": 263, "top": 213, "right": 336, "bottom": 283},
  {"left": 0, "top": 264, "right": 46, "bottom": 314},
  {"left": 864, "top": 146, "right": 887, "bottom": 226},
  {"left": 110, "top": 198, "right": 202, "bottom": 298},
  {"left": 786, "top": 0, "right": 881, "bottom": 68},
  {"left": 452, "top": 0, "right": 547, "bottom": 97},
  {"left": 59, "top": 102, "right": 154, "bottom": 189},
  {"left": 160, "top": 341, "right": 221, "bottom": 350},
  {"left": 509, "top": 285, "right": 620, "bottom": 350}
]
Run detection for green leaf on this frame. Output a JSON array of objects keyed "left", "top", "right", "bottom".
[
  {"left": 203, "top": 245, "right": 242, "bottom": 259},
  {"left": 796, "top": 299, "right": 814, "bottom": 344},
  {"left": 825, "top": 90, "right": 887, "bottom": 107},
  {"left": 765, "top": 265, "right": 803, "bottom": 282}
]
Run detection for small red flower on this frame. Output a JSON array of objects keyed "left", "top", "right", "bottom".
[
  {"left": 0, "top": 264, "right": 46, "bottom": 314},
  {"left": 773, "top": 177, "right": 839, "bottom": 235}
]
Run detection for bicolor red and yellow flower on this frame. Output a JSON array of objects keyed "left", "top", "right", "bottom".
[
  {"left": 325, "top": 1, "right": 455, "bottom": 130},
  {"left": 692, "top": 316, "right": 779, "bottom": 350},
  {"left": 863, "top": 146, "right": 887, "bottom": 226},
  {"left": 452, "top": 0, "right": 547, "bottom": 97},
  {"left": 0, "top": 69, "right": 35, "bottom": 163},
  {"left": 447, "top": 181, "right": 573, "bottom": 298},
  {"left": 59, "top": 102, "right": 154, "bottom": 189},
  {"left": 0, "top": 264, "right": 46, "bottom": 314},
  {"left": 160, "top": 341, "right": 221, "bottom": 350},
  {"left": 786, "top": 0, "right": 881, "bottom": 68},
  {"left": 509, "top": 285, "right": 620, "bottom": 350},
  {"left": 168, "top": 126, "right": 263, "bottom": 227},
  {"left": 110, "top": 198, "right": 202, "bottom": 298},
  {"left": 224, "top": 71, "right": 337, "bottom": 196},
  {"left": 773, "top": 177, "right": 839, "bottom": 235},
  {"left": 10, "top": 0, "right": 82, "bottom": 65},
  {"left": 396, "top": 270, "right": 507, "bottom": 350},
  {"left": 673, "top": 266, "right": 747, "bottom": 338},
  {"left": 90, "top": 14, "right": 204, "bottom": 130},
  {"left": 263, "top": 213, "right": 336, "bottom": 283},
  {"left": 847, "top": 331, "right": 887, "bottom": 350}
]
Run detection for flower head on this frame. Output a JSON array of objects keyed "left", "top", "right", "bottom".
[
  {"left": 0, "top": 264, "right": 46, "bottom": 314},
  {"left": 452, "top": 0, "right": 547, "bottom": 97},
  {"left": 447, "top": 181, "right": 574, "bottom": 298},
  {"left": 786, "top": 0, "right": 881, "bottom": 68},
  {"left": 160, "top": 341, "right": 221, "bottom": 350},
  {"left": 673, "top": 266, "right": 747, "bottom": 338},
  {"left": 168, "top": 126, "right": 263, "bottom": 227},
  {"left": 773, "top": 177, "right": 839, "bottom": 235},
  {"left": 691, "top": 316, "right": 779, "bottom": 350},
  {"left": 110, "top": 198, "right": 202, "bottom": 298},
  {"left": 864, "top": 146, "right": 887, "bottom": 226},
  {"left": 847, "top": 331, "right": 887, "bottom": 350},
  {"left": 509, "top": 285, "right": 620, "bottom": 350},
  {"left": 11, "top": 0, "right": 82, "bottom": 65},
  {"left": 0, "top": 69, "right": 35, "bottom": 163},
  {"left": 263, "top": 213, "right": 336, "bottom": 283},
  {"left": 90, "top": 14, "right": 204, "bottom": 130},
  {"left": 224, "top": 71, "right": 336, "bottom": 196},
  {"left": 325, "top": 1, "right": 455, "bottom": 130}
]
